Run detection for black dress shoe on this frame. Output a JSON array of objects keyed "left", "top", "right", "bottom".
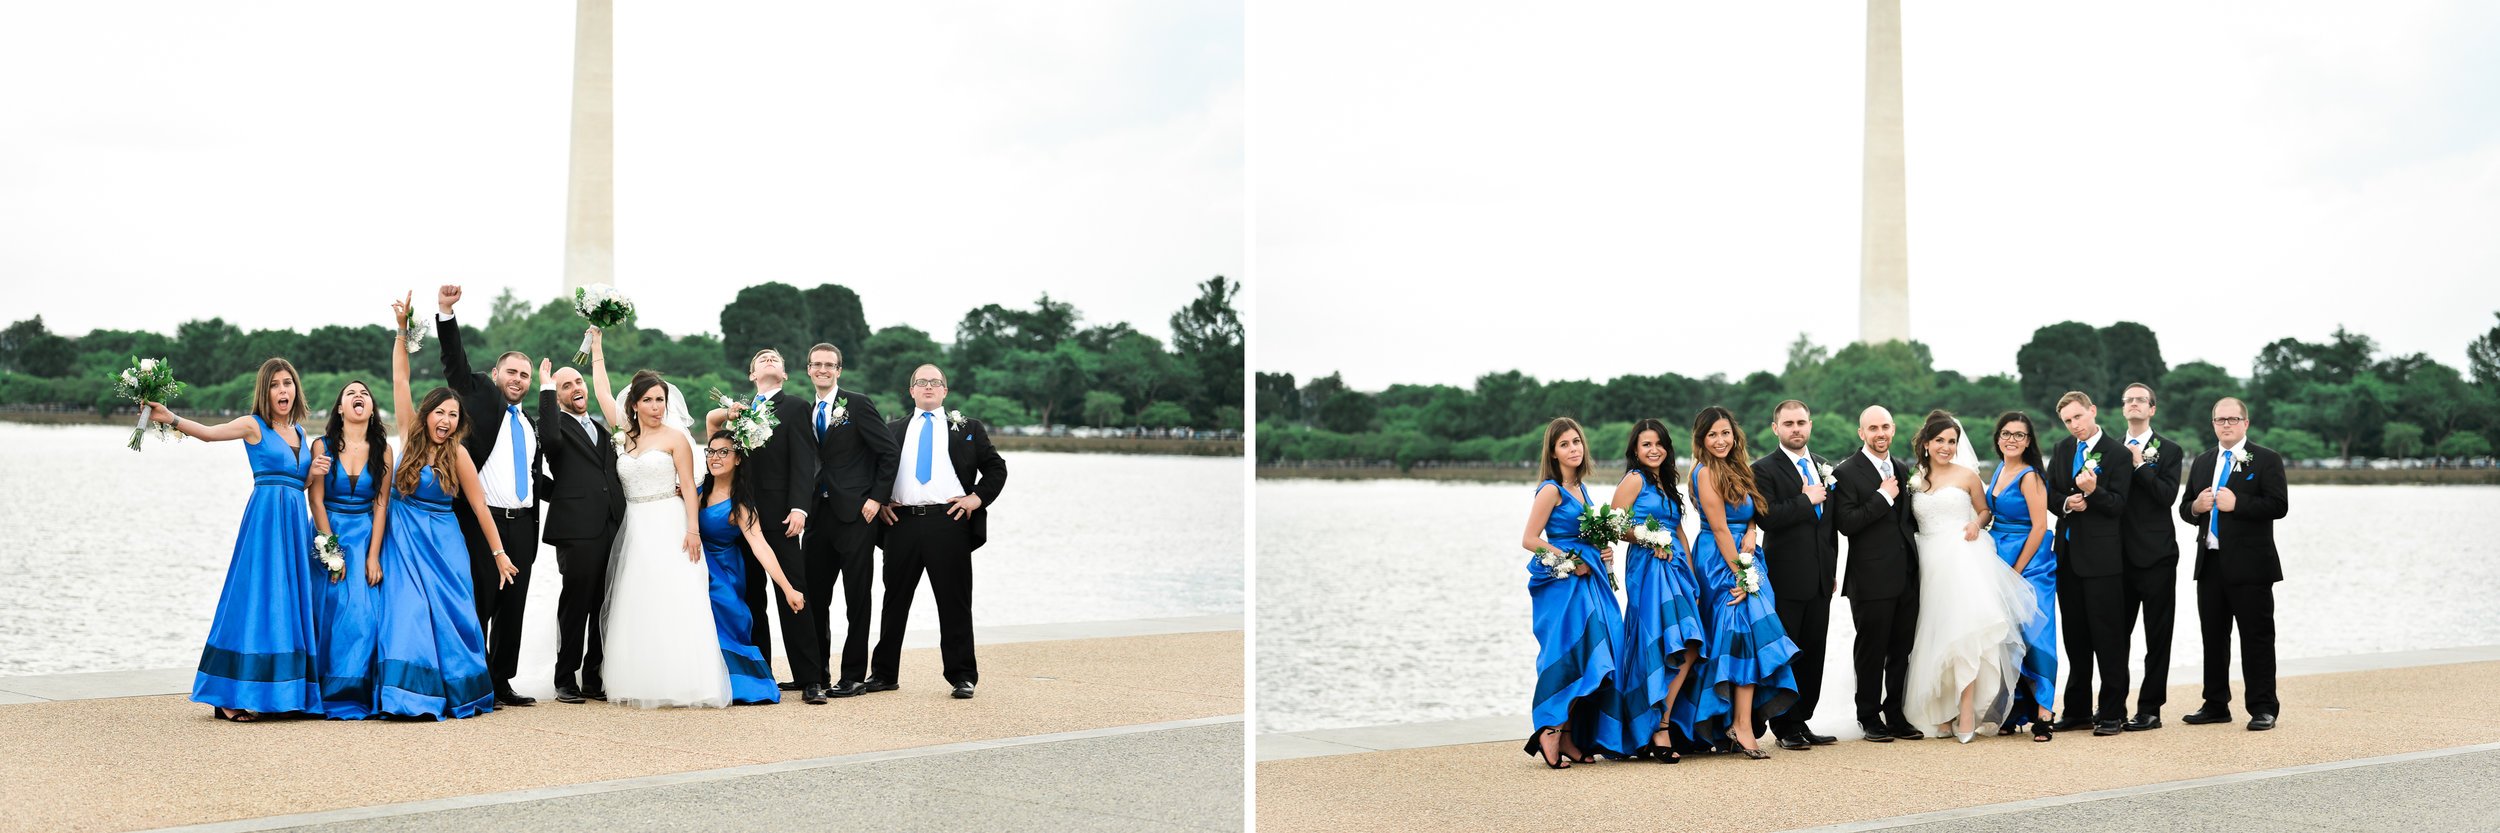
[
  {"left": 827, "top": 680, "right": 867, "bottom": 698},
  {"left": 951, "top": 682, "right": 975, "bottom": 699},
  {"left": 802, "top": 684, "right": 830, "bottom": 705},
  {"left": 2123, "top": 714, "right": 2162, "bottom": 732},
  {"left": 552, "top": 684, "right": 585, "bottom": 705},
  {"left": 778, "top": 681, "right": 802, "bottom": 692},
  {"left": 1861, "top": 723, "right": 1895, "bottom": 742},
  {"left": 1887, "top": 724, "right": 1926, "bottom": 740},
  {"left": 2050, "top": 715, "right": 2094, "bottom": 731},
  {"left": 2093, "top": 720, "right": 2124, "bottom": 736},
  {"left": 584, "top": 689, "right": 607, "bottom": 701},
  {"left": 1775, "top": 734, "right": 1813, "bottom": 751},
  {"left": 494, "top": 687, "right": 537, "bottom": 707},
  {"left": 2182, "top": 707, "right": 2234, "bottom": 725},
  {"left": 861, "top": 677, "right": 899, "bottom": 693},
  {"left": 1803, "top": 731, "right": 1839, "bottom": 745},
  {"left": 2246, "top": 713, "right": 2276, "bottom": 731}
]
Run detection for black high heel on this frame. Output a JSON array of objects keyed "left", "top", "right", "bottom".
[
  {"left": 1523, "top": 727, "right": 1569, "bottom": 769},
  {"left": 1639, "top": 730, "right": 1682, "bottom": 764},
  {"left": 2033, "top": 712, "right": 2055, "bottom": 743},
  {"left": 211, "top": 706, "right": 256, "bottom": 723}
]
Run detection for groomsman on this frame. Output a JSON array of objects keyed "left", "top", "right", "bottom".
[
  {"left": 868, "top": 364, "right": 1007, "bottom": 699},
  {"left": 2178, "top": 397, "right": 2288, "bottom": 731},
  {"left": 797, "top": 343, "right": 900, "bottom": 698},
  {"left": 737, "top": 348, "right": 828, "bottom": 703},
  {"left": 533, "top": 359, "right": 623, "bottom": 704},
  {"left": 2046, "top": 391, "right": 2133, "bottom": 736},
  {"left": 435, "top": 285, "right": 540, "bottom": 707},
  {"left": 1831, "top": 405, "right": 1921, "bottom": 742},
  {"left": 1751, "top": 399, "right": 1840, "bottom": 749},
  {"left": 2116, "top": 382, "right": 2184, "bottom": 732}
]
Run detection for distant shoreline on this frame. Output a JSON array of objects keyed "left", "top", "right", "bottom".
[
  {"left": 1, "top": 410, "right": 1244, "bottom": 458},
  {"left": 1257, "top": 463, "right": 2500, "bottom": 486}
]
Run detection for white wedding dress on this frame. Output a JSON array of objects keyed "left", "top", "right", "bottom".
[
  {"left": 1900, "top": 478, "right": 2041, "bottom": 736},
  {"left": 596, "top": 443, "right": 731, "bottom": 709}
]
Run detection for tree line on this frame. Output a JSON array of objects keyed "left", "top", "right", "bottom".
[
  {"left": 1256, "top": 316, "right": 2500, "bottom": 468},
  {"left": 0, "top": 277, "right": 1243, "bottom": 432}
]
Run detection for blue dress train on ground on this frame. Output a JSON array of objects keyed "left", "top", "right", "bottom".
[{"left": 372, "top": 465, "right": 494, "bottom": 719}]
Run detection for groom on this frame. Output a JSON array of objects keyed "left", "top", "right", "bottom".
[
  {"left": 1751, "top": 399, "right": 1840, "bottom": 749},
  {"left": 436, "top": 285, "right": 540, "bottom": 707},
  {"left": 2046, "top": 391, "right": 2134, "bottom": 736},
  {"left": 533, "top": 359, "right": 623, "bottom": 704},
  {"left": 1831, "top": 405, "right": 1921, "bottom": 742}
]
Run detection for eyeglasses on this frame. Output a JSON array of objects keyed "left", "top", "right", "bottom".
[
  {"left": 2211, "top": 416, "right": 2247, "bottom": 426},
  {"left": 806, "top": 362, "right": 841, "bottom": 370},
  {"left": 911, "top": 379, "right": 947, "bottom": 389},
  {"left": 2121, "top": 396, "right": 2152, "bottom": 405},
  {"left": 704, "top": 447, "right": 735, "bottom": 458},
  {"left": 1997, "top": 431, "right": 2030, "bottom": 440}
]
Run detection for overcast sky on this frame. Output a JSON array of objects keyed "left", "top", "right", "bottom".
[
  {"left": 0, "top": 1, "right": 1241, "bottom": 347},
  {"left": 1255, "top": 1, "right": 2500, "bottom": 389}
]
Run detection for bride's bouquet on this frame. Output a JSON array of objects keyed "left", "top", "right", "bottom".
[
  {"left": 1575, "top": 503, "right": 1628, "bottom": 590},
  {"left": 398, "top": 301, "right": 426, "bottom": 354},
  {"left": 572, "top": 283, "right": 636, "bottom": 364},
  {"left": 1631, "top": 518, "right": 1676, "bottom": 558},
  {"left": 1734, "top": 549, "right": 1763, "bottom": 596},
  {"left": 111, "top": 357, "right": 186, "bottom": 451},
  {"left": 708, "top": 387, "right": 777, "bottom": 451},
  {"left": 312, "top": 533, "right": 346, "bottom": 582}
]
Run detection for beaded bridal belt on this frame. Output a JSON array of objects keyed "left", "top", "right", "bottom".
[{"left": 628, "top": 492, "right": 677, "bottom": 504}]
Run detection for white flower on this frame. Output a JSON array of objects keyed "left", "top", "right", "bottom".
[
  {"left": 829, "top": 404, "right": 848, "bottom": 426},
  {"left": 1737, "top": 551, "right": 1755, "bottom": 568},
  {"left": 120, "top": 368, "right": 137, "bottom": 385},
  {"left": 138, "top": 358, "right": 158, "bottom": 373},
  {"left": 947, "top": 409, "right": 967, "bottom": 429}
]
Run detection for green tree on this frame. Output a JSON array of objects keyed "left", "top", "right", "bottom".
[
  {"left": 0, "top": 317, "right": 76, "bottom": 377},
  {"left": 858, "top": 325, "right": 945, "bottom": 401},
  {"left": 2255, "top": 427, "right": 2329, "bottom": 461},
  {"left": 1081, "top": 390, "right": 1126, "bottom": 427},
  {"left": 2382, "top": 422, "right": 2425, "bottom": 458},
  {"left": 1254, "top": 372, "right": 1299, "bottom": 423},
  {"left": 802, "top": 284, "right": 871, "bottom": 354},
  {"left": 1169, "top": 276, "right": 1244, "bottom": 424},
  {"left": 2016, "top": 322, "right": 2107, "bottom": 414},
  {"left": 1099, "top": 331, "right": 1190, "bottom": 421},
  {"left": 1140, "top": 400, "right": 1194, "bottom": 428},
  {"left": 718, "top": 283, "right": 813, "bottom": 371},
  {"left": 2467, "top": 312, "right": 2500, "bottom": 387},
  {"left": 1812, "top": 340, "right": 1935, "bottom": 420},
  {"left": 1472, "top": 370, "right": 1541, "bottom": 437},
  {"left": 1316, "top": 387, "right": 1377, "bottom": 434},
  {"left": 2098, "top": 321, "right": 2168, "bottom": 393},
  {"left": 2436, "top": 431, "right": 2490, "bottom": 459}
]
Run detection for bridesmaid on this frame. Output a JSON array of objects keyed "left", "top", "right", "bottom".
[
  {"left": 1612, "top": 418, "right": 1705, "bottom": 763},
  {"left": 148, "top": 358, "right": 323, "bottom": 722},
  {"left": 373, "top": 293, "right": 515, "bottom": 719},
  {"left": 1517, "top": 417, "right": 1625, "bottom": 769},
  {"left": 1687, "top": 406, "right": 1799, "bottom": 759},
  {"left": 1986, "top": 411, "right": 2059, "bottom": 741},
  {"left": 696, "top": 430, "right": 808, "bottom": 705},
  {"left": 307, "top": 380, "right": 393, "bottom": 719}
]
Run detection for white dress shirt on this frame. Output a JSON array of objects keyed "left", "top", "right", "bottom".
[
  {"left": 1861, "top": 447, "right": 1896, "bottom": 504},
  {"left": 2206, "top": 439, "right": 2248, "bottom": 548},
  {"left": 813, "top": 386, "right": 843, "bottom": 438},
  {"left": 892, "top": 407, "right": 968, "bottom": 506}
]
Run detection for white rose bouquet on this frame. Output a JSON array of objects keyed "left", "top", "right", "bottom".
[
  {"left": 572, "top": 283, "right": 636, "bottom": 364},
  {"left": 112, "top": 356, "right": 187, "bottom": 451},
  {"left": 1734, "top": 549, "right": 1763, "bottom": 596},
  {"left": 313, "top": 533, "right": 346, "bottom": 582},
  {"left": 709, "top": 387, "right": 778, "bottom": 452},
  {"left": 1631, "top": 518, "right": 1677, "bottom": 558},
  {"left": 1532, "top": 546, "right": 1596, "bottom": 582},
  {"left": 1574, "top": 503, "right": 1628, "bottom": 590}
]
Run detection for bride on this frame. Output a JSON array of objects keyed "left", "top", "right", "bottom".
[
  {"left": 587, "top": 348, "right": 731, "bottom": 709},
  {"left": 1900, "top": 410, "right": 2040, "bottom": 742}
]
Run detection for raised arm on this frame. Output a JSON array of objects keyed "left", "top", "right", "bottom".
[
  {"left": 435, "top": 284, "right": 486, "bottom": 399},
  {"left": 453, "top": 446, "right": 516, "bottom": 588},
  {"left": 391, "top": 294, "right": 415, "bottom": 435},
  {"left": 587, "top": 328, "right": 620, "bottom": 428},
  {"left": 146, "top": 404, "right": 258, "bottom": 443}
]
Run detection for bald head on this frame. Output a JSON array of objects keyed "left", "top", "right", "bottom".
[
  {"left": 551, "top": 366, "right": 589, "bottom": 415},
  {"left": 1858, "top": 405, "right": 1896, "bottom": 456}
]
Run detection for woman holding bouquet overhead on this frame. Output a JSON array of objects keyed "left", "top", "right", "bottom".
[
  {"left": 1518, "top": 416, "right": 1625, "bottom": 769},
  {"left": 372, "top": 293, "right": 512, "bottom": 719},
  {"left": 306, "top": 379, "right": 393, "bottom": 719},
  {"left": 1687, "top": 406, "right": 1799, "bottom": 759},
  {"left": 147, "top": 358, "right": 322, "bottom": 722},
  {"left": 1612, "top": 418, "right": 1705, "bottom": 763}
]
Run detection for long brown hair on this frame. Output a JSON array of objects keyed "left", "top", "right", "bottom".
[
  {"left": 1911, "top": 409, "right": 1961, "bottom": 489},
  {"left": 1690, "top": 405, "right": 1758, "bottom": 507},
  {"left": 1623, "top": 417, "right": 1683, "bottom": 513},
  {"left": 620, "top": 372, "right": 667, "bottom": 447},
  {"left": 251, "top": 357, "right": 307, "bottom": 426},
  {"left": 1535, "top": 417, "right": 1593, "bottom": 487},
  {"left": 394, "top": 387, "right": 467, "bottom": 498}
]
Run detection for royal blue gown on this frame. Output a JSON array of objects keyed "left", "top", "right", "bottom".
[
  {"left": 1525, "top": 480, "right": 1625, "bottom": 757},
  {"left": 1985, "top": 464, "right": 2059, "bottom": 715},
  {"left": 1616, "top": 471, "right": 1707, "bottom": 753},
  {"left": 191, "top": 415, "right": 322, "bottom": 715},
  {"left": 699, "top": 489, "right": 781, "bottom": 705},
  {"left": 314, "top": 440, "right": 383, "bottom": 719},
  {"left": 372, "top": 465, "right": 494, "bottom": 719},
  {"left": 1687, "top": 469, "right": 1799, "bottom": 745}
]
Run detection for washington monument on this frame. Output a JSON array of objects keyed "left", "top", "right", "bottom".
[
  {"left": 562, "top": 0, "right": 613, "bottom": 292},
  {"left": 1859, "top": 0, "right": 1909, "bottom": 344}
]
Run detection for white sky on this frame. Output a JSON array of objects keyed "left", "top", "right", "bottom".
[
  {"left": 1254, "top": 1, "right": 2500, "bottom": 388},
  {"left": 0, "top": 2, "right": 1243, "bottom": 345}
]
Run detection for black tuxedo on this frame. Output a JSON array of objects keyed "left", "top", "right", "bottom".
[
  {"left": 436, "top": 314, "right": 536, "bottom": 687},
  {"left": 2047, "top": 431, "right": 2134, "bottom": 722},
  {"left": 1752, "top": 448, "right": 1840, "bottom": 737},
  {"left": 1831, "top": 449, "right": 1918, "bottom": 730},
  {"left": 534, "top": 389, "right": 622, "bottom": 693},
  {"left": 871, "top": 410, "right": 1008, "bottom": 686},
  {"left": 2178, "top": 441, "right": 2288, "bottom": 716},
  {"left": 738, "top": 389, "right": 823, "bottom": 685},
  {"left": 2117, "top": 429, "right": 2185, "bottom": 717},
  {"left": 798, "top": 388, "right": 901, "bottom": 685}
]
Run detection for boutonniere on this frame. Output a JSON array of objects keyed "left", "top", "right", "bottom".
[
  {"left": 946, "top": 409, "right": 968, "bottom": 431},
  {"left": 1814, "top": 461, "right": 1836, "bottom": 486},
  {"left": 2232, "top": 450, "right": 2255, "bottom": 477},
  {"left": 2083, "top": 451, "right": 2102, "bottom": 474},
  {"left": 2141, "top": 439, "right": 2162, "bottom": 465},
  {"left": 828, "top": 402, "right": 850, "bottom": 428}
]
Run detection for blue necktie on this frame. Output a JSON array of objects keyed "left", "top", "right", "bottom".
[
  {"left": 2071, "top": 440, "right": 2088, "bottom": 478},
  {"left": 916, "top": 412, "right": 934, "bottom": 484},
  {"left": 507, "top": 404, "right": 528, "bottom": 502},
  {"left": 816, "top": 401, "right": 829, "bottom": 441},
  {"left": 1798, "top": 457, "right": 1820, "bottom": 519},
  {"left": 755, "top": 393, "right": 769, "bottom": 413},
  {"left": 2210, "top": 450, "right": 2233, "bottom": 547}
]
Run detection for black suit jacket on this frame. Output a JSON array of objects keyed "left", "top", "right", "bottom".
[
  {"left": 805, "top": 389, "right": 901, "bottom": 523},
  {"left": 889, "top": 411, "right": 1009, "bottom": 551},
  {"left": 2118, "top": 429, "right": 2186, "bottom": 569},
  {"left": 1753, "top": 449, "right": 1840, "bottom": 600},
  {"left": 533, "top": 389, "right": 623, "bottom": 544},
  {"left": 436, "top": 314, "right": 524, "bottom": 469},
  {"left": 2046, "top": 431, "right": 2132, "bottom": 578},
  {"left": 2177, "top": 442, "right": 2288, "bottom": 585},
  {"left": 741, "top": 389, "right": 820, "bottom": 522},
  {"left": 1832, "top": 450, "right": 1918, "bottom": 601}
]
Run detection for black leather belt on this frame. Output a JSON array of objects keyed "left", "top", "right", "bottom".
[
  {"left": 895, "top": 504, "right": 955, "bottom": 517},
  {"left": 488, "top": 505, "right": 537, "bottom": 521}
]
